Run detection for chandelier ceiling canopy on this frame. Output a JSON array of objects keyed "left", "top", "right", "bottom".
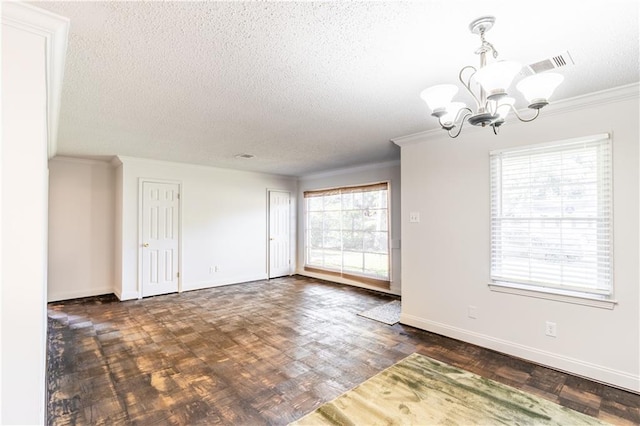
[{"left": 421, "top": 16, "right": 564, "bottom": 138}]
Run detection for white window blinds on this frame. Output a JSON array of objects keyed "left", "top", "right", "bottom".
[{"left": 490, "top": 134, "right": 612, "bottom": 296}]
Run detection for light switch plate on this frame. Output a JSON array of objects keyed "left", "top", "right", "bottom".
[{"left": 409, "top": 212, "right": 420, "bottom": 223}]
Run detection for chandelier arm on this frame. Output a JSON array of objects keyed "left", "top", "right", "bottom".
[
  {"left": 447, "top": 109, "right": 473, "bottom": 138},
  {"left": 439, "top": 107, "right": 473, "bottom": 130},
  {"left": 458, "top": 66, "right": 481, "bottom": 109},
  {"left": 487, "top": 100, "right": 497, "bottom": 116},
  {"left": 510, "top": 105, "right": 541, "bottom": 123}
]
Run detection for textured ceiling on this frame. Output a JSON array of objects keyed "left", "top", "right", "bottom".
[{"left": 30, "top": 1, "right": 640, "bottom": 176}]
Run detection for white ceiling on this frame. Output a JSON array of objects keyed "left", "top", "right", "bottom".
[{"left": 31, "top": 0, "right": 639, "bottom": 176}]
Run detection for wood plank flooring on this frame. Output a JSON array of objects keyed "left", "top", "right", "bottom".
[{"left": 47, "top": 275, "right": 640, "bottom": 425}]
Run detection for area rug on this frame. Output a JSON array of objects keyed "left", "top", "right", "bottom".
[
  {"left": 357, "top": 300, "right": 401, "bottom": 325},
  {"left": 291, "top": 353, "right": 607, "bottom": 425}
]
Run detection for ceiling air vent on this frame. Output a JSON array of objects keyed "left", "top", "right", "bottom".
[
  {"left": 527, "top": 51, "right": 575, "bottom": 74},
  {"left": 235, "top": 153, "right": 255, "bottom": 159}
]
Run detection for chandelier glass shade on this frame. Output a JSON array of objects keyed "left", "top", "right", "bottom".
[{"left": 421, "top": 16, "right": 564, "bottom": 138}]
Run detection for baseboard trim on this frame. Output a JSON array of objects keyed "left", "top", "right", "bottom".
[
  {"left": 183, "top": 274, "right": 268, "bottom": 293},
  {"left": 116, "top": 290, "right": 139, "bottom": 301},
  {"left": 48, "top": 287, "right": 114, "bottom": 303},
  {"left": 400, "top": 313, "right": 640, "bottom": 393}
]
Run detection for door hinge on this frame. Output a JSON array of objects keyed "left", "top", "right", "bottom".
[
  {"left": 177, "top": 272, "right": 180, "bottom": 278},
  {"left": 177, "top": 193, "right": 180, "bottom": 200}
]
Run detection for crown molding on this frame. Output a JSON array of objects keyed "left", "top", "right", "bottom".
[
  {"left": 2, "top": 1, "right": 70, "bottom": 159},
  {"left": 541, "top": 82, "right": 639, "bottom": 117},
  {"left": 110, "top": 156, "right": 124, "bottom": 167},
  {"left": 114, "top": 155, "right": 297, "bottom": 180},
  {"left": 392, "top": 83, "right": 640, "bottom": 148},
  {"left": 49, "top": 155, "right": 117, "bottom": 166},
  {"left": 298, "top": 159, "right": 401, "bottom": 181}
]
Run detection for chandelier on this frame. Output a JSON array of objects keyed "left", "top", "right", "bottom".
[{"left": 420, "top": 16, "right": 564, "bottom": 138}]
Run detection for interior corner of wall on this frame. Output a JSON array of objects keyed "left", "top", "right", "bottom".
[
  {"left": 117, "top": 291, "right": 139, "bottom": 301},
  {"left": 112, "top": 287, "right": 123, "bottom": 301}
]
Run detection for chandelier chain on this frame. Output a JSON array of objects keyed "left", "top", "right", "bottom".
[{"left": 475, "top": 29, "right": 499, "bottom": 59}]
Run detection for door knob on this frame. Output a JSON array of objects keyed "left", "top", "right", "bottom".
[{"left": 143, "top": 243, "right": 149, "bottom": 247}]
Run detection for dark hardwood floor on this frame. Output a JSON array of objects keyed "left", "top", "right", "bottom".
[{"left": 47, "top": 275, "right": 640, "bottom": 425}]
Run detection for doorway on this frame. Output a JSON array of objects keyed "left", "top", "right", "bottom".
[
  {"left": 140, "top": 180, "right": 180, "bottom": 297},
  {"left": 268, "top": 190, "right": 291, "bottom": 278}
]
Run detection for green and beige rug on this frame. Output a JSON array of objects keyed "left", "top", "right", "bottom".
[{"left": 292, "top": 353, "right": 607, "bottom": 425}]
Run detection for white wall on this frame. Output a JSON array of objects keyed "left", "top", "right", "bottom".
[
  {"left": 1, "top": 23, "right": 48, "bottom": 425},
  {"left": 395, "top": 85, "right": 639, "bottom": 392},
  {"left": 296, "top": 161, "right": 402, "bottom": 295},
  {"left": 1, "top": 4, "right": 68, "bottom": 422},
  {"left": 48, "top": 157, "right": 116, "bottom": 301},
  {"left": 115, "top": 156, "right": 297, "bottom": 300}
]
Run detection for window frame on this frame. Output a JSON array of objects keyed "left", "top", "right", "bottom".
[
  {"left": 303, "top": 181, "right": 391, "bottom": 289},
  {"left": 488, "top": 134, "right": 616, "bottom": 309}
]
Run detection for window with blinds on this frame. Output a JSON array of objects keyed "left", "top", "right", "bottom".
[
  {"left": 490, "top": 134, "right": 612, "bottom": 297},
  {"left": 304, "top": 182, "right": 390, "bottom": 288}
]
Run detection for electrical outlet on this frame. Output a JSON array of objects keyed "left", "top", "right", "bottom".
[
  {"left": 215, "top": 265, "right": 219, "bottom": 273},
  {"left": 468, "top": 306, "right": 478, "bottom": 319},
  {"left": 209, "top": 266, "right": 214, "bottom": 274},
  {"left": 545, "top": 321, "right": 557, "bottom": 337},
  {"left": 409, "top": 212, "right": 420, "bottom": 223}
]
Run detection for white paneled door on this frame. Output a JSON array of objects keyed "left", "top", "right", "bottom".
[
  {"left": 141, "top": 181, "right": 180, "bottom": 297},
  {"left": 268, "top": 190, "right": 291, "bottom": 278}
]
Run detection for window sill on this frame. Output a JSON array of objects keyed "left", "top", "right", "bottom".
[
  {"left": 304, "top": 266, "right": 390, "bottom": 290},
  {"left": 488, "top": 281, "right": 617, "bottom": 310}
]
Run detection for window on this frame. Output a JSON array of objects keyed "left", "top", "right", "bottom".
[
  {"left": 490, "top": 134, "right": 612, "bottom": 300},
  {"left": 304, "top": 182, "right": 390, "bottom": 288}
]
